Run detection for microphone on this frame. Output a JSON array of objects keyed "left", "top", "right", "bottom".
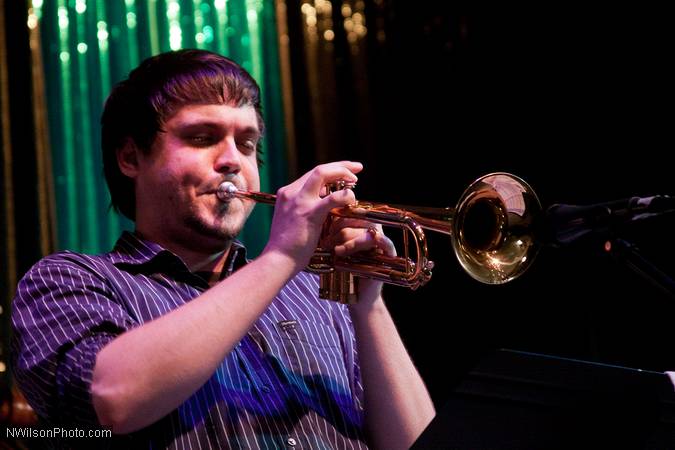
[{"left": 536, "top": 195, "right": 675, "bottom": 246}]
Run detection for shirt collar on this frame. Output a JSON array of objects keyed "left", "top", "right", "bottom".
[
  {"left": 222, "top": 240, "right": 248, "bottom": 277},
  {"left": 108, "top": 231, "right": 247, "bottom": 274},
  {"left": 108, "top": 231, "right": 167, "bottom": 266}
]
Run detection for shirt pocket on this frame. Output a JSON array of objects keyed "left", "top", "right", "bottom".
[{"left": 268, "top": 318, "right": 350, "bottom": 386}]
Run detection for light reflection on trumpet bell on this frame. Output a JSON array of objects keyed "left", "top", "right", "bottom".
[
  {"left": 452, "top": 173, "right": 540, "bottom": 284},
  {"left": 217, "top": 172, "right": 542, "bottom": 302}
]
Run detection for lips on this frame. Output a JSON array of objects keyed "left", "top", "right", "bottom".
[{"left": 202, "top": 178, "right": 246, "bottom": 196}]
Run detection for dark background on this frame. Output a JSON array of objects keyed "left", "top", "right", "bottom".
[{"left": 286, "top": 2, "right": 675, "bottom": 407}]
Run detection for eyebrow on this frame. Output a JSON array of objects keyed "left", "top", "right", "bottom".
[
  {"left": 173, "top": 121, "right": 260, "bottom": 136},
  {"left": 237, "top": 126, "right": 261, "bottom": 137}
]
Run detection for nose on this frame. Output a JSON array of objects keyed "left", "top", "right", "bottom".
[{"left": 214, "top": 137, "right": 241, "bottom": 174}]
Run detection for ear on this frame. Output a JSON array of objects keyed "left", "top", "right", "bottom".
[{"left": 117, "top": 140, "right": 141, "bottom": 178}]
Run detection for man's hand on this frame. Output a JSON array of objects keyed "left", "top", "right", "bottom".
[
  {"left": 262, "top": 161, "right": 363, "bottom": 273},
  {"left": 324, "top": 218, "right": 396, "bottom": 304}
]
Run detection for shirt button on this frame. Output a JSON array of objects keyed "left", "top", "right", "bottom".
[
  {"left": 286, "top": 437, "right": 297, "bottom": 446},
  {"left": 261, "top": 385, "right": 272, "bottom": 393}
]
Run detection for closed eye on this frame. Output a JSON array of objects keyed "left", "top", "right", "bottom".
[
  {"left": 186, "top": 134, "right": 217, "bottom": 147},
  {"left": 237, "top": 139, "right": 257, "bottom": 154}
]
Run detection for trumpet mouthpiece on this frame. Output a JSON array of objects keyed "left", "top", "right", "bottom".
[{"left": 216, "top": 181, "right": 238, "bottom": 201}]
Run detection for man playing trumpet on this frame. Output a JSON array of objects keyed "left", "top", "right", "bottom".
[{"left": 11, "top": 49, "right": 434, "bottom": 449}]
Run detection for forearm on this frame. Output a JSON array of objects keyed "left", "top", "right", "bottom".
[
  {"left": 92, "top": 250, "right": 298, "bottom": 434},
  {"left": 350, "top": 296, "right": 435, "bottom": 450}
]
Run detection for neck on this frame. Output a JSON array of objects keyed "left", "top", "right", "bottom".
[{"left": 134, "top": 229, "right": 232, "bottom": 273}]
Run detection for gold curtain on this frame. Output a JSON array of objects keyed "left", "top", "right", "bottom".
[{"left": 1, "top": 0, "right": 55, "bottom": 406}]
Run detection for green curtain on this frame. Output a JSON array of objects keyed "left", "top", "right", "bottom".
[{"left": 32, "top": 0, "right": 287, "bottom": 257}]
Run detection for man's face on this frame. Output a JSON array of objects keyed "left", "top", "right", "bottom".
[{"left": 134, "top": 103, "right": 261, "bottom": 252}]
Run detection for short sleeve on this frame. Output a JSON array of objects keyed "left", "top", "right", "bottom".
[{"left": 10, "top": 255, "right": 138, "bottom": 426}]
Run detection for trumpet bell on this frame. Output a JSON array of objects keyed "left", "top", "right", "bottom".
[{"left": 452, "top": 173, "right": 541, "bottom": 284}]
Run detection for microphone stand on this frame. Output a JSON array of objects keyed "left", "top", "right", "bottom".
[
  {"left": 604, "top": 237, "right": 675, "bottom": 298},
  {"left": 539, "top": 199, "right": 675, "bottom": 298}
]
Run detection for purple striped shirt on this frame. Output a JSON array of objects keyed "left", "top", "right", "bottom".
[{"left": 11, "top": 231, "right": 368, "bottom": 449}]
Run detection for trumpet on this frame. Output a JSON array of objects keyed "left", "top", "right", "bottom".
[{"left": 217, "top": 172, "right": 541, "bottom": 303}]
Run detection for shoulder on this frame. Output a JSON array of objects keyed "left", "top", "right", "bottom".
[
  {"left": 12, "top": 251, "right": 138, "bottom": 348},
  {"left": 18, "top": 250, "right": 124, "bottom": 283},
  {"left": 14, "top": 251, "right": 116, "bottom": 303},
  {"left": 28, "top": 250, "right": 111, "bottom": 272}
]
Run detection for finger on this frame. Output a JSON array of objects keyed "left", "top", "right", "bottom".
[
  {"left": 365, "top": 226, "right": 396, "bottom": 257},
  {"left": 328, "top": 216, "right": 373, "bottom": 240},
  {"left": 303, "top": 161, "right": 363, "bottom": 196},
  {"left": 334, "top": 233, "right": 371, "bottom": 256},
  {"left": 334, "top": 226, "right": 396, "bottom": 257},
  {"left": 372, "top": 228, "right": 397, "bottom": 257},
  {"left": 322, "top": 226, "right": 364, "bottom": 249},
  {"left": 325, "top": 220, "right": 384, "bottom": 249},
  {"left": 327, "top": 218, "right": 373, "bottom": 234},
  {"left": 277, "top": 161, "right": 361, "bottom": 207},
  {"left": 317, "top": 188, "right": 357, "bottom": 216}
]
